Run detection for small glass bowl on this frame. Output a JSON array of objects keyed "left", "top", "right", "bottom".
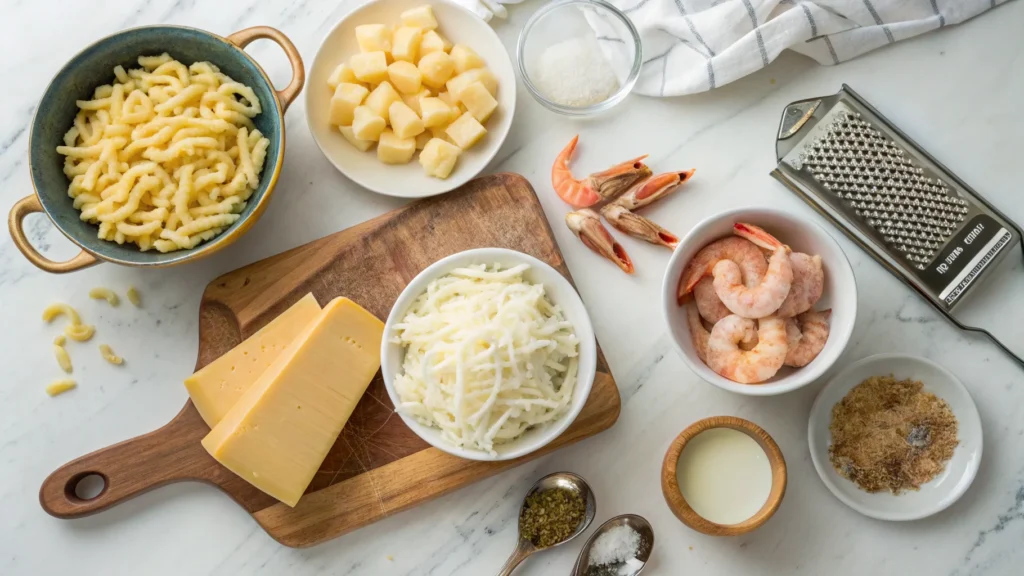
[{"left": 517, "top": 0, "right": 642, "bottom": 117}]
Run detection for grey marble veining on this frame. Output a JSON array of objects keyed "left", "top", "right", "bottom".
[{"left": 1, "top": 1, "right": 1023, "bottom": 574}]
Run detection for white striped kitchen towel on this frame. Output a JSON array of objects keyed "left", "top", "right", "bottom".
[{"left": 587, "top": 0, "right": 1011, "bottom": 96}]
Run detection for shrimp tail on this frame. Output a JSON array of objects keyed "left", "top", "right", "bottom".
[
  {"left": 566, "top": 209, "right": 634, "bottom": 273},
  {"left": 552, "top": 135, "right": 651, "bottom": 208},
  {"left": 600, "top": 204, "right": 679, "bottom": 249},
  {"left": 734, "top": 222, "right": 784, "bottom": 250}
]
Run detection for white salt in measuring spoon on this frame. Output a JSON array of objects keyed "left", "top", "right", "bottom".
[
  {"left": 571, "top": 514, "right": 654, "bottom": 576},
  {"left": 496, "top": 472, "right": 597, "bottom": 576}
]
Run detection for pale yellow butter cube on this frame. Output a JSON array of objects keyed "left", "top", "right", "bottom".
[
  {"left": 352, "top": 105, "right": 386, "bottom": 141},
  {"left": 327, "top": 62, "right": 357, "bottom": 89},
  {"left": 420, "top": 30, "right": 450, "bottom": 55},
  {"left": 391, "top": 27, "right": 422, "bottom": 63},
  {"left": 339, "top": 125, "right": 374, "bottom": 152},
  {"left": 364, "top": 81, "right": 402, "bottom": 123},
  {"left": 419, "top": 97, "right": 452, "bottom": 128},
  {"left": 446, "top": 112, "right": 487, "bottom": 150},
  {"left": 402, "top": 88, "right": 432, "bottom": 115},
  {"left": 388, "top": 101, "right": 425, "bottom": 139},
  {"left": 446, "top": 67, "right": 498, "bottom": 102},
  {"left": 387, "top": 61, "right": 423, "bottom": 95},
  {"left": 329, "top": 83, "right": 369, "bottom": 126},
  {"left": 415, "top": 131, "right": 432, "bottom": 150},
  {"left": 350, "top": 51, "right": 388, "bottom": 84},
  {"left": 457, "top": 81, "right": 497, "bottom": 123},
  {"left": 401, "top": 5, "right": 438, "bottom": 30},
  {"left": 449, "top": 44, "right": 485, "bottom": 75},
  {"left": 418, "top": 51, "right": 455, "bottom": 90},
  {"left": 355, "top": 24, "right": 392, "bottom": 53},
  {"left": 377, "top": 130, "right": 416, "bottom": 164},
  {"left": 419, "top": 138, "right": 461, "bottom": 178}
]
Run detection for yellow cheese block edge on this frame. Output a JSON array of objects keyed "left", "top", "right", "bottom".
[
  {"left": 201, "top": 297, "right": 384, "bottom": 507},
  {"left": 185, "top": 293, "right": 322, "bottom": 429}
]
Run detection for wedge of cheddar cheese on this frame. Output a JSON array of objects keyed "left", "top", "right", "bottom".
[
  {"left": 185, "top": 294, "right": 322, "bottom": 429},
  {"left": 201, "top": 297, "right": 384, "bottom": 507}
]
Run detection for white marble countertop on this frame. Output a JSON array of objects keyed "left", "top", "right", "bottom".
[{"left": 3, "top": 1, "right": 1024, "bottom": 574}]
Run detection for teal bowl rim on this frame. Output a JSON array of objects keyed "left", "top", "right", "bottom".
[{"left": 27, "top": 24, "right": 288, "bottom": 268}]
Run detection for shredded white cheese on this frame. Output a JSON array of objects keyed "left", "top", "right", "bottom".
[{"left": 393, "top": 264, "right": 580, "bottom": 455}]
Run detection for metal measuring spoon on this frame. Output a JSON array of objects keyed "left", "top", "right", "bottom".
[
  {"left": 496, "top": 472, "right": 597, "bottom": 576},
  {"left": 571, "top": 514, "right": 654, "bottom": 576}
]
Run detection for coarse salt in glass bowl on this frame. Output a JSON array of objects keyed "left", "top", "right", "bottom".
[{"left": 517, "top": 0, "right": 642, "bottom": 116}]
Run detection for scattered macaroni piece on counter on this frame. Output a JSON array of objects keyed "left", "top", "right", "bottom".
[
  {"left": 54, "top": 345, "right": 73, "bottom": 373},
  {"left": 64, "top": 323, "right": 96, "bottom": 342},
  {"left": 88, "top": 287, "right": 120, "bottom": 306},
  {"left": 99, "top": 344, "right": 124, "bottom": 365},
  {"left": 46, "top": 379, "right": 77, "bottom": 397},
  {"left": 53, "top": 334, "right": 66, "bottom": 346},
  {"left": 42, "top": 303, "right": 82, "bottom": 325},
  {"left": 127, "top": 286, "right": 142, "bottom": 307}
]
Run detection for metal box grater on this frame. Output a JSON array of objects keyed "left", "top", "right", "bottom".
[{"left": 771, "top": 85, "right": 1024, "bottom": 365}]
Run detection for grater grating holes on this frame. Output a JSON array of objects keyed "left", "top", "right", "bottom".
[{"left": 795, "top": 111, "right": 968, "bottom": 270}]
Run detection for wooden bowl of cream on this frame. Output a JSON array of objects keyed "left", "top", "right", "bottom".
[{"left": 661, "top": 416, "right": 787, "bottom": 536}]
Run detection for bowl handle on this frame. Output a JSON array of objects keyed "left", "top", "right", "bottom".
[
  {"left": 226, "top": 26, "right": 305, "bottom": 114},
  {"left": 8, "top": 195, "right": 98, "bottom": 273}
]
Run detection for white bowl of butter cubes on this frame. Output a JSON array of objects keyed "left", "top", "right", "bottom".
[
  {"left": 381, "top": 248, "right": 598, "bottom": 461},
  {"left": 307, "top": 0, "right": 516, "bottom": 198}
]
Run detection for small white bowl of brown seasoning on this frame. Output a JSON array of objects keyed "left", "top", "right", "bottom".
[{"left": 808, "top": 353, "right": 983, "bottom": 521}]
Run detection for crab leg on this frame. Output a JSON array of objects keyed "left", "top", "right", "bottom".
[
  {"left": 565, "top": 209, "right": 634, "bottom": 273},
  {"left": 600, "top": 204, "right": 679, "bottom": 250},
  {"left": 613, "top": 169, "right": 695, "bottom": 210}
]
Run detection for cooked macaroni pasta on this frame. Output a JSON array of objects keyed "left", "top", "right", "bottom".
[
  {"left": 99, "top": 344, "right": 124, "bottom": 365},
  {"left": 55, "top": 53, "right": 271, "bottom": 253},
  {"left": 54, "top": 345, "right": 73, "bottom": 373},
  {"left": 88, "top": 287, "right": 120, "bottom": 306},
  {"left": 127, "top": 285, "right": 142, "bottom": 307},
  {"left": 46, "top": 379, "right": 77, "bottom": 397}
]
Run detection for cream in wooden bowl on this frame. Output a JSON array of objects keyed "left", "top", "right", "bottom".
[{"left": 661, "top": 416, "right": 787, "bottom": 536}]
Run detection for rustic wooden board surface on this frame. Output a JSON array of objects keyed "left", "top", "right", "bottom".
[{"left": 39, "top": 173, "right": 622, "bottom": 547}]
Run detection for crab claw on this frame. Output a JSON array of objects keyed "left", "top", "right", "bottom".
[
  {"left": 566, "top": 209, "right": 634, "bottom": 273},
  {"left": 614, "top": 169, "right": 695, "bottom": 210},
  {"left": 600, "top": 204, "right": 679, "bottom": 249}
]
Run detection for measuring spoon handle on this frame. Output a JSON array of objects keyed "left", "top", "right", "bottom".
[{"left": 496, "top": 539, "right": 534, "bottom": 576}]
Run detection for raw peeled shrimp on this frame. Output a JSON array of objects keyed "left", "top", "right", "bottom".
[
  {"left": 613, "top": 170, "right": 695, "bottom": 210},
  {"left": 694, "top": 277, "right": 731, "bottom": 324},
  {"left": 552, "top": 135, "right": 651, "bottom": 208},
  {"left": 686, "top": 301, "right": 711, "bottom": 363},
  {"left": 734, "top": 223, "right": 824, "bottom": 318},
  {"left": 686, "top": 302, "right": 755, "bottom": 363},
  {"left": 712, "top": 243, "right": 792, "bottom": 319},
  {"left": 600, "top": 204, "right": 679, "bottom": 249},
  {"left": 784, "top": 309, "right": 831, "bottom": 367},
  {"left": 706, "top": 315, "right": 788, "bottom": 384},
  {"left": 565, "top": 209, "right": 634, "bottom": 273},
  {"left": 774, "top": 252, "right": 824, "bottom": 318},
  {"left": 677, "top": 236, "right": 767, "bottom": 302}
]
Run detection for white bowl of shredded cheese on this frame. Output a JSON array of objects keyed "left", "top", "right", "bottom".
[{"left": 382, "top": 248, "right": 597, "bottom": 461}]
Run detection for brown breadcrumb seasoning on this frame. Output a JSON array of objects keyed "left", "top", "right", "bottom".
[
  {"left": 519, "top": 487, "right": 585, "bottom": 548},
  {"left": 829, "top": 375, "right": 958, "bottom": 494}
]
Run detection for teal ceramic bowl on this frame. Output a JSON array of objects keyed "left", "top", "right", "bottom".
[{"left": 8, "top": 25, "right": 305, "bottom": 273}]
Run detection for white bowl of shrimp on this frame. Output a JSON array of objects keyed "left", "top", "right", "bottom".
[{"left": 662, "top": 207, "right": 857, "bottom": 396}]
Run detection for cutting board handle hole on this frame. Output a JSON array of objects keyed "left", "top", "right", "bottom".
[{"left": 68, "top": 473, "right": 107, "bottom": 502}]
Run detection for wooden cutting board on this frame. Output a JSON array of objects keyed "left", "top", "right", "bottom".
[{"left": 39, "top": 173, "right": 621, "bottom": 548}]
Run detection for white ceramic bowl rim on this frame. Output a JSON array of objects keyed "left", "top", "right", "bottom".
[
  {"left": 661, "top": 206, "right": 858, "bottom": 396},
  {"left": 381, "top": 248, "right": 598, "bottom": 461},
  {"left": 807, "top": 353, "right": 983, "bottom": 521}
]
